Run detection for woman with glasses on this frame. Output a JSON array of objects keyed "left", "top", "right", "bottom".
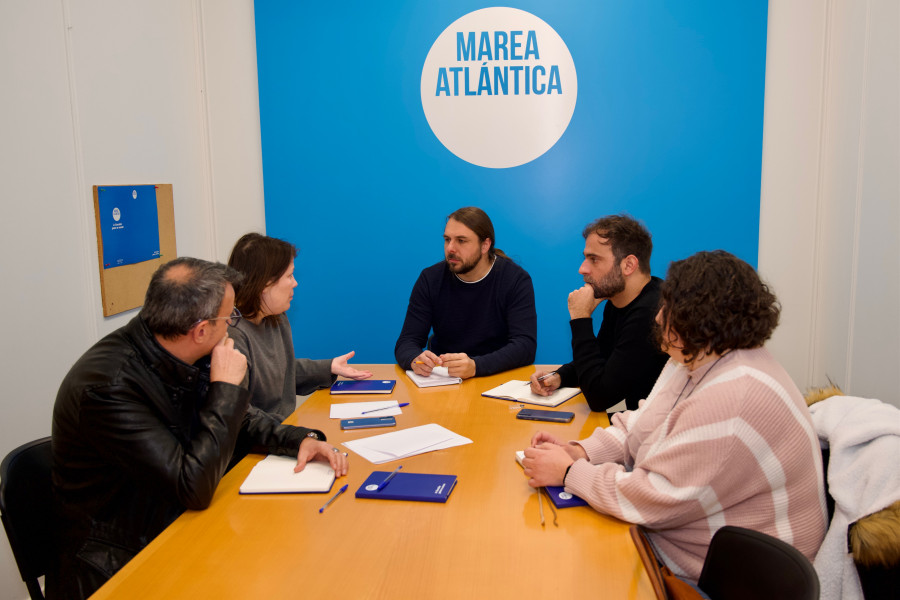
[{"left": 227, "top": 233, "right": 372, "bottom": 422}]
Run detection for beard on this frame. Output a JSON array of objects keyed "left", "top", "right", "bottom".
[
  {"left": 446, "top": 252, "right": 482, "bottom": 275},
  {"left": 586, "top": 263, "right": 625, "bottom": 299}
]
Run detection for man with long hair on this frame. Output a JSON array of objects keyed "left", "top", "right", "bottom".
[{"left": 395, "top": 207, "right": 537, "bottom": 379}]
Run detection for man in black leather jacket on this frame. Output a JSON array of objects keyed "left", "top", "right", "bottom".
[{"left": 48, "top": 257, "right": 349, "bottom": 599}]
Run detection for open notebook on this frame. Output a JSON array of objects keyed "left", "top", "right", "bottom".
[
  {"left": 481, "top": 380, "right": 582, "bottom": 407},
  {"left": 239, "top": 455, "right": 335, "bottom": 494}
]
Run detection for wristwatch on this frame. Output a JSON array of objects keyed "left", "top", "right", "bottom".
[{"left": 306, "top": 431, "right": 321, "bottom": 441}]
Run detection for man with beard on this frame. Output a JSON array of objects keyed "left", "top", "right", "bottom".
[
  {"left": 394, "top": 207, "right": 537, "bottom": 379},
  {"left": 530, "top": 215, "right": 667, "bottom": 412}
]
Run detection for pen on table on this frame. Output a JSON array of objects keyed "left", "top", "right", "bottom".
[
  {"left": 376, "top": 465, "right": 402, "bottom": 491},
  {"left": 319, "top": 484, "right": 348, "bottom": 514},
  {"left": 361, "top": 402, "right": 409, "bottom": 414},
  {"left": 543, "top": 487, "right": 559, "bottom": 527},
  {"left": 537, "top": 487, "right": 545, "bottom": 526}
]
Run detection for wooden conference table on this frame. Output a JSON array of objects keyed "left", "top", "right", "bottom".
[{"left": 92, "top": 365, "right": 654, "bottom": 599}]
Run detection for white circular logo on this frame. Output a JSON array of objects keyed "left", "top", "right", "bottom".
[
  {"left": 132, "top": 189, "right": 138, "bottom": 200},
  {"left": 365, "top": 484, "right": 379, "bottom": 492},
  {"left": 558, "top": 492, "right": 573, "bottom": 500},
  {"left": 421, "top": 7, "right": 577, "bottom": 169},
  {"left": 112, "top": 207, "right": 121, "bottom": 221}
]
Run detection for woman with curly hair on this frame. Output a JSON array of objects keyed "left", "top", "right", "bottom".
[{"left": 522, "top": 250, "right": 827, "bottom": 587}]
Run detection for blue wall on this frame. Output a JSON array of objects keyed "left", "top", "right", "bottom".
[{"left": 254, "top": 1, "right": 768, "bottom": 364}]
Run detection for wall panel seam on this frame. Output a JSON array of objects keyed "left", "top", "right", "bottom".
[
  {"left": 809, "top": 0, "right": 835, "bottom": 388},
  {"left": 61, "top": 0, "right": 100, "bottom": 341},
  {"left": 845, "top": 0, "right": 873, "bottom": 391},
  {"left": 192, "top": 0, "right": 218, "bottom": 260}
]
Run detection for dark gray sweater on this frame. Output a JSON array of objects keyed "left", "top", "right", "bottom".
[{"left": 231, "top": 316, "right": 335, "bottom": 421}]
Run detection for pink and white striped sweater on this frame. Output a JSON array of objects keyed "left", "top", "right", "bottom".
[{"left": 564, "top": 347, "right": 827, "bottom": 581}]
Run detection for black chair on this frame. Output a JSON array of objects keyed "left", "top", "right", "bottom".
[
  {"left": 697, "top": 525, "right": 820, "bottom": 600},
  {"left": 0, "top": 437, "right": 55, "bottom": 600}
]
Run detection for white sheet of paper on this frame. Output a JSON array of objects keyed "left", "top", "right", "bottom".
[
  {"left": 342, "top": 423, "right": 472, "bottom": 464},
  {"left": 431, "top": 366, "right": 450, "bottom": 377},
  {"left": 329, "top": 401, "right": 400, "bottom": 419},
  {"left": 405, "top": 370, "right": 462, "bottom": 388}
]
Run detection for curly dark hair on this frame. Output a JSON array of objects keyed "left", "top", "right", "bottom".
[
  {"left": 582, "top": 214, "right": 653, "bottom": 274},
  {"left": 657, "top": 250, "right": 780, "bottom": 363}
]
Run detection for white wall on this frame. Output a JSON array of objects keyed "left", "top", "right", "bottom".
[
  {"left": 760, "top": 0, "right": 899, "bottom": 406},
  {"left": 0, "top": 1, "right": 265, "bottom": 598},
  {"left": 0, "top": 0, "right": 897, "bottom": 598}
]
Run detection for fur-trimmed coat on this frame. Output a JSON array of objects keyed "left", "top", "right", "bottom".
[{"left": 807, "top": 392, "right": 900, "bottom": 600}]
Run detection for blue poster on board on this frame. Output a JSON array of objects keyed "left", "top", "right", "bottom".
[{"left": 97, "top": 185, "right": 160, "bottom": 269}]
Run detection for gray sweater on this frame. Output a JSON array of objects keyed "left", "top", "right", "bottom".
[{"left": 231, "top": 316, "right": 335, "bottom": 421}]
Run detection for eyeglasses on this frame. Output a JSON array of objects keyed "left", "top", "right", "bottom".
[{"left": 192, "top": 306, "right": 242, "bottom": 329}]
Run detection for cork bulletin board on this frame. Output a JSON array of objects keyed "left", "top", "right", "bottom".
[{"left": 92, "top": 184, "right": 176, "bottom": 316}]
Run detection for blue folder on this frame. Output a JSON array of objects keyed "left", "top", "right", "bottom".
[
  {"left": 330, "top": 380, "right": 396, "bottom": 394},
  {"left": 516, "top": 451, "right": 587, "bottom": 508},
  {"left": 544, "top": 486, "right": 588, "bottom": 509},
  {"left": 355, "top": 471, "right": 457, "bottom": 503}
]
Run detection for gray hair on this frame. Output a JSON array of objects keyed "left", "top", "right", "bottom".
[{"left": 141, "top": 257, "right": 243, "bottom": 339}]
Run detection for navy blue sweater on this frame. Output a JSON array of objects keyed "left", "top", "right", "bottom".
[{"left": 394, "top": 257, "right": 537, "bottom": 376}]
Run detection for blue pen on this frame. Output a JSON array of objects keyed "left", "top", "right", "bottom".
[
  {"left": 361, "top": 403, "right": 409, "bottom": 415},
  {"left": 376, "top": 465, "right": 403, "bottom": 491},
  {"left": 318, "top": 484, "right": 348, "bottom": 513}
]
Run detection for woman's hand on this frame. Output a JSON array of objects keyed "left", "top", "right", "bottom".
[
  {"left": 522, "top": 444, "right": 575, "bottom": 488},
  {"left": 331, "top": 351, "right": 372, "bottom": 380}
]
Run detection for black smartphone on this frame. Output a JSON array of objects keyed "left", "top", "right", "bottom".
[
  {"left": 340, "top": 416, "right": 397, "bottom": 430},
  {"left": 516, "top": 409, "right": 575, "bottom": 423}
]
